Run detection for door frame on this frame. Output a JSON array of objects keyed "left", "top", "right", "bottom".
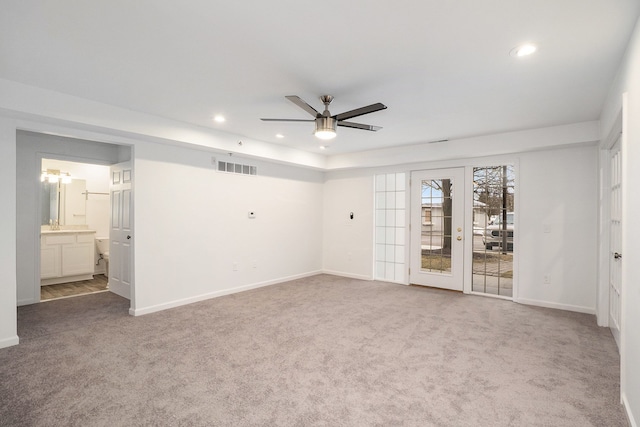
[
  {"left": 407, "top": 161, "right": 519, "bottom": 296},
  {"left": 32, "top": 145, "right": 134, "bottom": 310}
]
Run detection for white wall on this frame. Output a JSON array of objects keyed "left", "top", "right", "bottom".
[
  {"left": 0, "top": 118, "right": 18, "bottom": 348},
  {"left": 132, "top": 142, "right": 324, "bottom": 314},
  {"left": 600, "top": 14, "right": 640, "bottom": 427},
  {"left": 322, "top": 175, "right": 374, "bottom": 280},
  {"left": 517, "top": 147, "right": 598, "bottom": 311},
  {"left": 14, "top": 128, "right": 324, "bottom": 314},
  {"left": 323, "top": 144, "right": 599, "bottom": 313}
]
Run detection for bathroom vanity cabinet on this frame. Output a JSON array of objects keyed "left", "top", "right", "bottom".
[{"left": 40, "top": 230, "right": 96, "bottom": 286}]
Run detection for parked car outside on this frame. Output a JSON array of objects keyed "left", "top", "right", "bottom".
[{"left": 482, "top": 212, "right": 514, "bottom": 250}]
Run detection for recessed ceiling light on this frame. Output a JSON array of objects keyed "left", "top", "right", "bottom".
[
  {"left": 510, "top": 44, "right": 537, "bottom": 57},
  {"left": 275, "top": 133, "right": 284, "bottom": 139},
  {"left": 213, "top": 115, "right": 226, "bottom": 123},
  {"left": 319, "top": 145, "right": 326, "bottom": 150}
]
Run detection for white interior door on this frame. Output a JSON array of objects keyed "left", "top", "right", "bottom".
[
  {"left": 609, "top": 137, "right": 622, "bottom": 348},
  {"left": 109, "top": 161, "right": 133, "bottom": 300},
  {"left": 410, "top": 168, "right": 465, "bottom": 290}
]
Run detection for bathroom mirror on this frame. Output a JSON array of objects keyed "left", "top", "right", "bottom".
[
  {"left": 40, "top": 181, "right": 59, "bottom": 225},
  {"left": 40, "top": 179, "right": 87, "bottom": 226}
]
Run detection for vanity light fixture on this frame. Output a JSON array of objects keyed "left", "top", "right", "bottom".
[{"left": 41, "top": 169, "right": 72, "bottom": 184}]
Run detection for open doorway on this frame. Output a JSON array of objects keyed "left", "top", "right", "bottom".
[
  {"left": 16, "top": 130, "right": 133, "bottom": 310},
  {"left": 39, "top": 159, "right": 111, "bottom": 301}
]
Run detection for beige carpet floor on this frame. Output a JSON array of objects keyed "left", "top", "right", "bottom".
[{"left": 0, "top": 274, "right": 627, "bottom": 426}]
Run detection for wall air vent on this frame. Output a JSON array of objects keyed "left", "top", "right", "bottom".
[{"left": 218, "top": 161, "right": 257, "bottom": 176}]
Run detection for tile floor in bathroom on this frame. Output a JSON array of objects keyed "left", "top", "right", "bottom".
[{"left": 40, "top": 274, "right": 109, "bottom": 301}]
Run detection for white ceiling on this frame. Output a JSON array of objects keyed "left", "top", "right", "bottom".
[{"left": 2, "top": 1, "right": 639, "bottom": 155}]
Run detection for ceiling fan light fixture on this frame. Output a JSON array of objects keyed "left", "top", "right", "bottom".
[
  {"left": 261, "top": 95, "right": 386, "bottom": 140},
  {"left": 314, "top": 117, "right": 337, "bottom": 140}
]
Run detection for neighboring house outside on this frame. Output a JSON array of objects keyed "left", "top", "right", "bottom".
[{"left": 421, "top": 200, "right": 488, "bottom": 235}]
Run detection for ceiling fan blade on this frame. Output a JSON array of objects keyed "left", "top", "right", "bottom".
[
  {"left": 260, "top": 118, "right": 314, "bottom": 122},
  {"left": 285, "top": 95, "right": 319, "bottom": 117},
  {"left": 337, "top": 121, "right": 382, "bottom": 131},
  {"left": 334, "top": 103, "right": 387, "bottom": 121}
]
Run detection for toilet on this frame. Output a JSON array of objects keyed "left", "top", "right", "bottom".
[{"left": 95, "top": 238, "right": 110, "bottom": 277}]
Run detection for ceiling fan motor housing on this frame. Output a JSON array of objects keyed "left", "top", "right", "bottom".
[
  {"left": 315, "top": 116, "right": 336, "bottom": 130},
  {"left": 315, "top": 116, "right": 337, "bottom": 139}
]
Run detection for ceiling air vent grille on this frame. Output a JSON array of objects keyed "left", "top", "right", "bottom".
[{"left": 218, "top": 161, "right": 257, "bottom": 176}]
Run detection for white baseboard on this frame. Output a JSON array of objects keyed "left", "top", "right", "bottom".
[
  {"left": 0, "top": 335, "right": 19, "bottom": 349},
  {"left": 514, "top": 297, "right": 595, "bottom": 315},
  {"left": 17, "top": 298, "right": 36, "bottom": 307},
  {"left": 130, "top": 270, "right": 323, "bottom": 316},
  {"left": 623, "top": 393, "right": 638, "bottom": 427},
  {"left": 321, "top": 269, "right": 373, "bottom": 281}
]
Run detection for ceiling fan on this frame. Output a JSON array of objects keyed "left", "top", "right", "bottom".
[{"left": 261, "top": 95, "right": 387, "bottom": 140}]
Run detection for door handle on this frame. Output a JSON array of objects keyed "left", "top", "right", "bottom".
[
  {"left": 457, "top": 236, "right": 462, "bottom": 241},
  {"left": 127, "top": 235, "right": 131, "bottom": 240},
  {"left": 614, "top": 252, "right": 622, "bottom": 259}
]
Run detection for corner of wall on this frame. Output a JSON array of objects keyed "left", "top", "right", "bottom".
[{"left": 0, "top": 117, "right": 18, "bottom": 347}]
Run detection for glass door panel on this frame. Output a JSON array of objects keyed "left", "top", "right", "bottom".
[
  {"left": 410, "top": 168, "right": 464, "bottom": 290},
  {"left": 472, "top": 165, "right": 514, "bottom": 297}
]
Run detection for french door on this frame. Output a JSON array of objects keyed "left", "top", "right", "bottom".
[
  {"left": 409, "top": 168, "right": 465, "bottom": 290},
  {"left": 609, "top": 136, "right": 622, "bottom": 347}
]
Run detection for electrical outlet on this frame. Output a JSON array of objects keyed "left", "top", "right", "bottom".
[{"left": 544, "top": 275, "right": 551, "bottom": 284}]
